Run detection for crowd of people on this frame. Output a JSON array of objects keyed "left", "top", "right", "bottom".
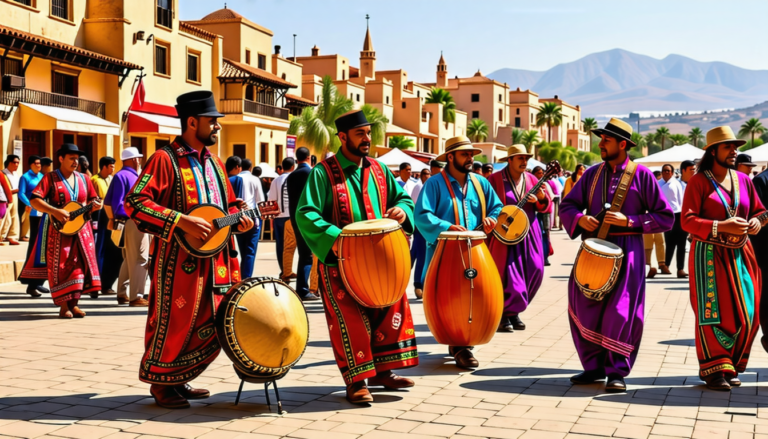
[{"left": 2, "top": 90, "right": 766, "bottom": 407}]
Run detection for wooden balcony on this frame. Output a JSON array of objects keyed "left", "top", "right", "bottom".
[
  {"left": 0, "top": 88, "right": 105, "bottom": 119},
  {"left": 220, "top": 99, "right": 289, "bottom": 121}
]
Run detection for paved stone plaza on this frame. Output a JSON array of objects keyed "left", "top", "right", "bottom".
[{"left": 1, "top": 230, "right": 767, "bottom": 439}]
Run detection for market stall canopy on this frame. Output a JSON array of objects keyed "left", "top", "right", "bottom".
[
  {"left": 635, "top": 143, "right": 704, "bottom": 168},
  {"left": 376, "top": 148, "right": 428, "bottom": 173},
  {"left": 743, "top": 143, "right": 768, "bottom": 164},
  {"left": 257, "top": 162, "right": 279, "bottom": 179},
  {"left": 128, "top": 111, "right": 181, "bottom": 135},
  {"left": 20, "top": 103, "right": 120, "bottom": 136},
  {"left": 493, "top": 157, "right": 546, "bottom": 172}
]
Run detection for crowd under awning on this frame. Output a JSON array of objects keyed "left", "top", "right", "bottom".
[{"left": 20, "top": 103, "right": 120, "bottom": 136}]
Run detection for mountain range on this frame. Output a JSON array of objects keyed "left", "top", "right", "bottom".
[{"left": 487, "top": 49, "right": 768, "bottom": 117}]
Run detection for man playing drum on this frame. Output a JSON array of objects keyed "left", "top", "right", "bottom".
[
  {"left": 487, "top": 145, "right": 550, "bottom": 332},
  {"left": 296, "top": 110, "right": 419, "bottom": 404},
  {"left": 559, "top": 119, "right": 673, "bottom": 393},
  {"left": 414, "top": 136, "right": 503, "bottom": 369}
]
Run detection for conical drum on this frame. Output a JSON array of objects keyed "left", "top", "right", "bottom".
[
  {"left": 423, "top": 231, "right": 503, "bottom": 346},
  {"left": 216, "top": 277, "right": 309, "bottom": 381}
]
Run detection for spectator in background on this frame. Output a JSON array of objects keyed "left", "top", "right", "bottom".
[
  {"left": 430, "top": 160, "right": 444, "bottom": 177},
  {"left": 680, "top": 160, "right": 695, "bottom": 190},
  {"left": 420, "top": 168, "right": 431, "bottom": 183},
  {"left": 78, "top": 156, "right": 92, "bottom": 178},
  {"left": 237, "top": 158, "right": 265, "bottom": 279},
  {"left": 660, "top": 163, "right": 686, "bottom": 278},
  {"left": 533, "top": 166, "right": 554, "bottom": 266},
  {"left": 472, "top": 161, "right": 483, "bottom": 174},
  {"left": 92, "top": 156, "right": 119, "bottom": 298},
  {"left": 736, "top": 154, "right": 758, "bottom": 177},
  {"left": 482, "top": 163, "right": 494, "bottom": 178},
  {"left": 17, "top": 155, "right": 49, "bottom": 296},
  {"left": 276, "top": 165, "right": 284, "bottom": 176},
  {"left": 396, "top": 163, "right": 420, "bottom": 196},
  {"left": 287, "top": 147, "right": 319, "bottom": 301},
  {"left": 653, "top": 170, "right": 662, "bottom": 181},
  {"left": 91, "top": 156, "right": 115, "bottom": 244},
  {"left": 40, "top": 157, "right": 53, "bottom": 175},
  {"left": 645, "top": 169, "right": 668, "bottom": 278},
  {"left": 562, "top": 164, "right": 584, "bottom": 199},
  {"left": 0, "top": 154, "right": 20, "bottom": 245},
  {"left": 549, "top": 170, "right": 563, "bottom": 230},
  {"left": 268, "top": 157, "right": 296, "bottom": 281},
  {"left": 226, "top": 156, "right": 244, "bottom": 196}
]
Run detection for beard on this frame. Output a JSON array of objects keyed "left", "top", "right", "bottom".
[
  {"left": 346, "top": 137, "right": 370, "bottom": 157},
  {"left": 715, "top": 156, "right": 736, "bottom": 170},
  {"left": 197, "top": 129, "right": 218, "bottom": 147},
  {"left": 451, "top": 157, "right": 472, "bottom": 174},
  {"left": 601, "top": 149, "right": 620, "bottom": 162}
]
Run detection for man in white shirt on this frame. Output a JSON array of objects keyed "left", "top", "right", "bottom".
[
  {"left": 236, "top": 159, "right": 265, "bottom": 278},
  {"left": 660, "top": 163, "right": 687, "bottom": 278},
  {"left": 396, "top": 162, "right": 427, "bottom": 299},
  {"left": 268, "top": 157, "right": 296, "bottom": 280},
  {"left": 1, "top": 155, "right": 20, "bottom": 245},
  {"left": 680, "top": 160, "right": 695, "bottom": 191}
]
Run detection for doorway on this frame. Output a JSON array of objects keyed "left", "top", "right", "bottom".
[{"left": 21, "top": 130, "right": 45, "bottom": 173}]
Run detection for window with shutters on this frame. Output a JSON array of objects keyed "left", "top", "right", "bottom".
[
  {"left": 11, "top": 0, "right": 35, "bottom": 7},
  {"left": 187, "top": 49, "right": 201, "bottom": 84},
  {"left": 3, "top": 58, "right": 22, "bottom": 77},
  {"left": 52, "top": 71, "right": 78, "bottom": 97},
  {"left": 472, "top": 111, "right": 479, "bottom": 119},
  {"left": 245, "top": 49, "right": 251, "bottom": 65},
  {"left": 154, "top": 41, "right": 171, "bottom": 77},
  {"left": 156, "top": 0, "right": 173, "bottom": 29},
  {"left": 50, "top": 0, "right": 70, "bottom": 21},
  {"left": 258, "top": 54, "right": 267, "bottom": 70},
  {"left": 471, "top": 94, "right": 479, "bottom": 102}
]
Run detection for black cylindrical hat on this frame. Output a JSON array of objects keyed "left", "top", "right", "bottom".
[{"left": 175, "top": 91, "right": 225, "bottom": 120}]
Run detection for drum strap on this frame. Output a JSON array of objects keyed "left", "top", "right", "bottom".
[
  {"left": 322, "top": 156, "right": 387, "bottom": 227},
  {"left": 596, "top": 160, "right": 637, "bottom": 240},
  {"left": 441, "top": 171, "right": 486, "bottom": 227}
]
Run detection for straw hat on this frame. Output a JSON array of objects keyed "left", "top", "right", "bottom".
[
  {"left": 704, "top": 126, "right": 746, "bottom": 150},
  {"left": 436, "top": 136, "right": 482, "bottom": 161},
  {"left": 497, "top": 144, "right": 532, "bottom": 162},
  {"left": 592, "top": 118, "right": 636, "bottom": 147}
]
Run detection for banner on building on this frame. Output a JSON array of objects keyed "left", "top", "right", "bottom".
[{"left": 287, "top": 135, "right": 297, "bottom": 158}]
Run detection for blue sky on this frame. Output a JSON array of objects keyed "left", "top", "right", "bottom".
[{"left": 181, "top": 0, "right": 768, "bottom": 81}]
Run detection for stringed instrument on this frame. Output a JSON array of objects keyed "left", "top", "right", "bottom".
[
  {"left": 492, "top": 160, "right": 562, "bottom": 245},
  {"left": 52, "top": 198, "right": 102, "bottom": 236},
  {"left": 176, "top": 201, "right": 279, "bottom": 258}
]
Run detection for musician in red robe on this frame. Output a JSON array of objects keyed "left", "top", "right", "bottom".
[
  {"left": 125, "top": 91, "right": 254, "bottom": 409},
  {"left": 20, "top": 143, "right": 102, "bottom": 319}
]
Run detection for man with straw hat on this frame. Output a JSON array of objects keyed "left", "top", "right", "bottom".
[
  {"left": 560, "top": 118, "right": 673, "bottom": 393},
  {"left": 414, "top": 135, "right": 503, "bottom": 369},
  {"left": 296, "top": 109, "right": 419, "bottom": 404},
  {"left": 487, "top": 144, "right": 550, "bottom": 333},
  {"left": 681, "top": 125, "right": 765, "bottom": 391}
]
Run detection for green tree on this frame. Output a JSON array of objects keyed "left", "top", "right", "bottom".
[
  {"left": 467, "top": 118, "right": 489, "bottom": 143},
  {"left": 536, "top": 102, "right": 562, "bottom": 143},
  {"left": 738, "top": 118, "right": 766, "bottom": 150},
  {"left": 669, "top": 134, "right": 688, "bottom": 146},
  {"left": 388, "top": 135, "right": 415, "bottom": 150},
  {"left": 511, "top": 128, "right": 524, "bottom": 145},
  {"left": 425, "top": 87, "right": 456, "bottom": 124},
  {"left": 287, "top": 75, "right": 353, "bottom": 155},
  {"left": 575, "top": 150, "right": 601, "bottom": 166},
  {"left": 538, "top": 141, "right": 579, "bottom": 171},
  {"left": 582, "top": 117, "right": 598, "bottom": 138},
  {"left": 522, "top": 129, "right": 542, "bottom": 157},
  {"left": 741, "top": 138, "right": 765, "bottom": 151},
  {"left": 688, "top": 127, "right": 704, "bottom": 147},
  {"left": 655, "top": 126, "right": 670, "bottom": 151},
  {"left": 360, "top": 104, "right": 389, "bottom": 147}
]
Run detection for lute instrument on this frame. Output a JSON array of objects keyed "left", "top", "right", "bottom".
[
  {"left": 492, "top": 160, "right": 561, "bottom": 245},
  {"left": 176, "top": 201, "right": 279, "bottom": 258},
  {"left": 51, "top": 198, "right": 102, "bottom": 236}
]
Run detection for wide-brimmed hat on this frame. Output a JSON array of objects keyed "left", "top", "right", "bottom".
[
  {"left": 592, "top": 118, "right": 636, "bottom": 147},
  {"left": 176, "top": 91, "right": 225, "bottom": 121},
  {"left": 497, "top": 144, "right": 533, "bottom": 162},
  {"left": 736, "top": 153, "right": 757, "bottom": 167},
  {"left": 704, "top": 126, "right": 746, "bottom": 150},
  {"left": 436, "top": 136, "right": 482, "bottom": 161},
  {"left": 335, "top": 110, "right": 371, "bottom": 133},
  {"left": 56, "top": 143, "right": 85, "bottom": 157}
]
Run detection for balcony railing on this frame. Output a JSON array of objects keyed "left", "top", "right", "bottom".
[
  {"left": 0, "top": 88, "right": 105, "bottom": 119},
  {"left": 220, "top": 99, "right": 289, "bottom": 121}
]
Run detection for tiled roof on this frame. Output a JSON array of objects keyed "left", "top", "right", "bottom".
[
  {"left": 286, "top": 94, "right": 317, "bottom": 106},
  {"left": 179, "top": 22, "right": 217, "bottom": 42},
  {"left": 219, "top": 58, "right": 297, "bottom": 89},
  {"left": 201, "top": 8, "right": 244, "bottom": 20},
  {"left": 192, "top": 7, "right": 273, "bottom": 36}
]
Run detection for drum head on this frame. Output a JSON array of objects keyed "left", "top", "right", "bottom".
[
  {"left": 583, "top": 238, "right": 622, "bottom": 256},
  {"left": 340, "top": 218, "right": 399, "bottom": 235},
  {"left": 231, "top": 280, "right": 309, "bottom": 369},
  {"left": 438, "top": 230, "right": 487, "bottom": 241}
]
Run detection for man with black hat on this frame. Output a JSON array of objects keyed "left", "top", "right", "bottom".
[
  {"left": 125, "top": 91, "right": 255, "bottom": 409},
  {"left": 736, "top": 153, "right": 758, "bottom": 177},
  {"left": 296, "top": 109, "right": 419, "bottom": 404},
  {"left": 19, "top": 143, "right": 104, "bottom": 318},
  {"left": 560, "top": 118, "right": 673, "bottom": 393}
]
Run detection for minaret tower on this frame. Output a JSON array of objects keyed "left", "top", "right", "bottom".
[
  {"left": 437, "top": 51, "right": 448, "bottom": 88},
  {"left": 360, "top": 14, "right": 376, "bottom": 80}
]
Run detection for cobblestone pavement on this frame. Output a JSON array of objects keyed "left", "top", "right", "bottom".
[{"left": 1, "top": 231, "right": 767, "bottom": 439}]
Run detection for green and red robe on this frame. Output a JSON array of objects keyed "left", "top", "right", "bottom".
[
  {"left": 296, "top": 153, "right": 419, "bottom": 385},
  {"left": 125, "top": 138, "right": 241, "bottom": 385},
  {"left": 682, "top": 170, "right": 765, "bottom": 379}
]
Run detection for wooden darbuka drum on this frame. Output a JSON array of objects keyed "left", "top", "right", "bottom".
[
  {"left": 216, "top": 277, "right": 309, "bottom": 382},
  {"left": 574, "top": 238, "right": 623, "bottom": 301},
  {"left": 338, "top": 218, "right": 410, "bottom": 308},
  {"left": 423, "top": 231, "right": 503, "bottom": 346}
]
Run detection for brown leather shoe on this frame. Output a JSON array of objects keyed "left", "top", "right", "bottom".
[
  {"left": 102, "top": 289, "right": 117, "bottom": 295},
  {"left": 346, "top": 381, "right": 373, "bottom": 404},
  {"left": 414, "top": 288, "right": 423, "bottom": 299},
  {"left": 704, "top": 373, "right": 731, "bottom": 391},
  {"left": 117, "top": 295, "right": 129, "bottom": 305},
  {"left": 174, "top": 384, "right": 210, "bottom": 400},
  {"left": 647, "top": 267, "right": 657, "bottom": 279},
  {"left": 677, "top": 270, "right": 688, "bottom": 278},
  {"left": 150, "top": 384, "right": 190, "bottom": 409},
  {"left": 728, "top": 376, "right": 741, "bottom": 387},
  {"left": 659, "top": 264, "right": 672, "bottom": 275},
  {"left": 7, "top": 239, "right": 20, "bottom": 246},
  {"left": 454, "top": 348, "right": 479, "bottom": 369},
  {"left": 26, "top": 285, "right": 41, "bottom": 298},
  {"left": 367, "top": 371, "right": 415, "bottom": 389},
  {"left": 130, "top": 298, "right": 149, "bottom": 307}
]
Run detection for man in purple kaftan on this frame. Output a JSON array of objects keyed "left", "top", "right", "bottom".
[
  {"left": 559, "top": 119, "right": 673, "bottom": 392},
  {"left": 488, "top": 145, "right": 550, "bottom": 332}
]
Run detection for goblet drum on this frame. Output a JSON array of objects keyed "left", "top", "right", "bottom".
[{"left": 573, "top": 238, "right": 623, "bottom": 301}]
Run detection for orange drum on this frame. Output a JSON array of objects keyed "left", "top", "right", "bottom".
[
  {"left": 338, "top": 219, "right": 411, "bottom": 308},
  {"left": 423, "top": 231, "right": 503, "bottom": 346}
]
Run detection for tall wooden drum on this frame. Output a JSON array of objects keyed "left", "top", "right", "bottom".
[
  {"left": 573, "top": 238, "right": 623, "bottom": 301},
  {"left": 423, "top": 231, "right": 504, "bottom": 346},
  {"left": 216, "top": 277, "right": 309, "bottom": 382},
  {"left": 338, "top": 219, "right": 410, "bottom": 308}
]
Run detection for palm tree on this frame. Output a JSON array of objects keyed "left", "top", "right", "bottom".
[
  {"left": 655, "top": 126, "right": 670, "bottom": 151},
  {"left": 669, "top": 134, "right": 688, "bottom": 146},
  {"left": 536, "top": 102, "right": 562, "bottom": 143},
  {"left": 360, "top": 104, "right": 389, "bottom": 147},
  {"left": 521, "top": 129, "right": 541, "bottom": 156},
  {"left": 511, "top": 128, "right": 524, "bottom": 145},
  {"left": 288, "top": 75, "right": 353, "bottom": 155},
  {"left": 582, "top": 117, "right": 598, "bottom": 138},
  {"left": 688, "top": 127, "right": 704, "bottom": 147},
  {"left": 738, "top": 118, "right": 766, "bottom": 150},
  {"left": 467, "top": 118, "right": 489, "bottom": 143},
  {"left": 425, "top": 87, "right": 456, "bottom": 124},
  {"left": 388, "top": 135, "right": 415, "bottom": 150}
]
